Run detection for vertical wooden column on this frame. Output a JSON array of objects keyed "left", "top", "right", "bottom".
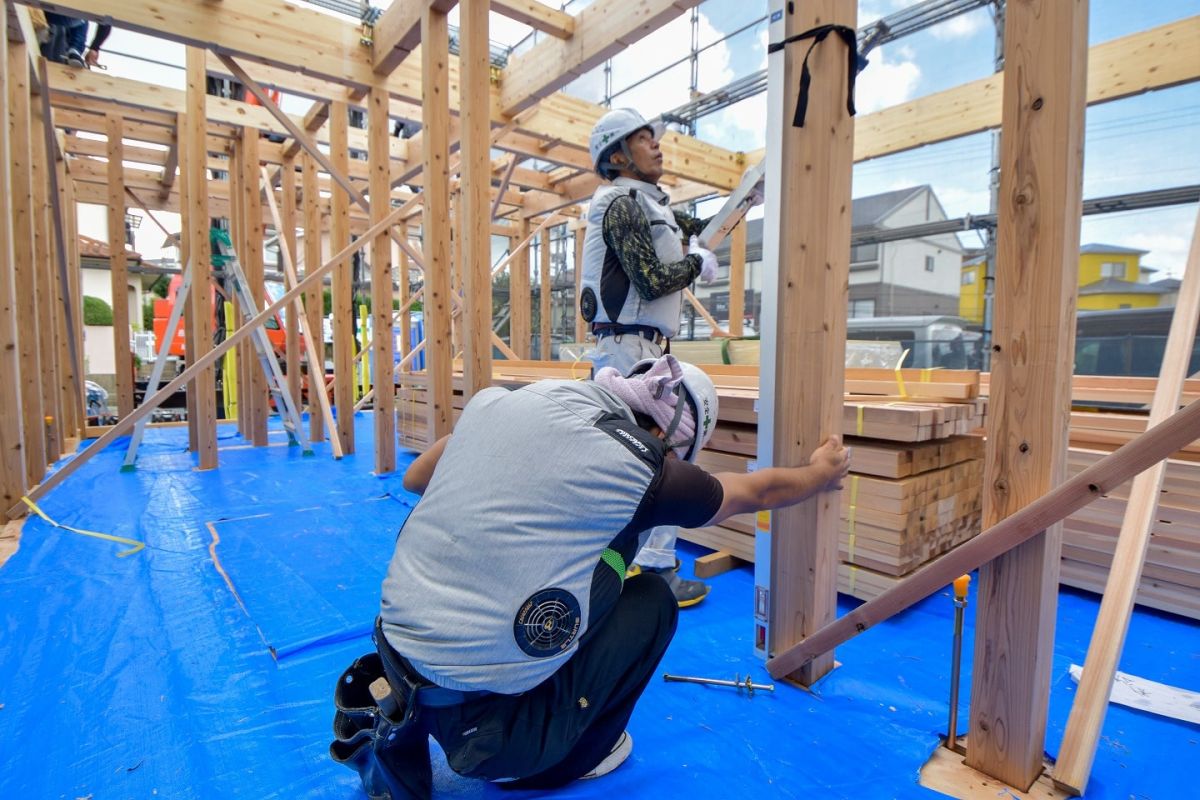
[
  {"left": 184, "top": 48, "right": 218, "bottom": 469},
  {"left": 178, "top": 115, "right": 198, "bottom": 451},
  {"left": 369, "top": 84, "right": 396, "bottom": 473},
  {"left": 397, "top": 234, "right": 410, "bottom": 362},
  {"left": 7, "top": 40, "right": 44, "bottom": 486},
  {"left": 55, "top": 155, "right": 80, "bottom": 441},
  {"left": 755, "top": 0, "right": 855, "bottom": 684},
  {"left": 728, "top": 219, "right": 746, "bottom": 337},
  {"left": 240, "top": 127, "right": 267, "bottom": 447},
  {"left": 281, "top": 155, "right": 301, "bottom": 405},
  {"left": 0, "top": 13, "right": 27, "bottom": 507},
  {"left": 510, "top": 217, "right": 530, "bottom": 358},
  {"left": 330, "top": 102, "right": 356, "bottom": 453},
  {"left": 31, "top": 109, "right": 61, "bottom": 459},
  {"left": 539, "top": 228, "right": 551, "bottom": 359},
  {"left": 574, "top": 226, "right": 586, "bottom": 343},
  {"left": 65, "top": 172, "right": 84, "bottom": 435},
  {"left": 460, "top": 0, "right": 492, "bottom": 398},
  {"left": 301, "top": 152, "right": 325, "bottom": 443},
  {"left": 105, "top": 113, "right": 133, "bottom": 419},
  {"left": 421, "top": 5, "right": 454, "bottom": 440},
  {"left": 231, "top": 140, "right": 249, "bottom": 440},
  {"left": 965, "top": 0, "right": 1089, "bottom": 790}
]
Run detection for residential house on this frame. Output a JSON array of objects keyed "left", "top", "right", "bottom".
[
  {"left": 703, "top": 185, "right": 964, "bottom": 330},
  {"left": 80, "top": 234, "right": 154, "bottom": 387}
]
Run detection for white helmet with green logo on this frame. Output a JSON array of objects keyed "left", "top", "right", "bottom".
[
  {"left": 627, "top": 357, "right": 719, "bottom": 463},
  {"left": 589, "top": 108, "right": 666, "bottom": 181}
]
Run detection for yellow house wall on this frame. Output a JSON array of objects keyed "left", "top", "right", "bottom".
[
  {"left": 1079, "top": 252, "right": 1139, "bottom": 284},
  {"left": 1078, "top": 293, "right": 1160, "bottom": 311},
  {"left": 959, "top": 264, "right": 986, "bottom": 323}
]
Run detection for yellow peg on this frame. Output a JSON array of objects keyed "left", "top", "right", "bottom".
[{"left": 953, "top": 574, "right": 971, "bottom": 601}]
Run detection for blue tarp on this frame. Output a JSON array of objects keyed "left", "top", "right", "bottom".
[{"left": 0, "top": 413, "right": 1194, "bottom": 798}]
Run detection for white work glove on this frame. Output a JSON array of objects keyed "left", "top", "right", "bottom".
[{"left": 689, "top": 235, "right": 719, "bottom": 284}]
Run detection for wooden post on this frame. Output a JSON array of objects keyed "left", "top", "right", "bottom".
[
  {"left": 240, "top": 127, "right": 267, "bottom": 447},
  {"left": 231, "top": 141, "right": 250, "bottom": 440},
  {"left": 397, "top": 233, "right": 411, "bottom": 363},
  {"left": 330, "top": 101, "right": 356, "bottom": 454},
  {"left": 7, "top": 39, "right": 45, "bottom": 486},
  {"left": 966, "top": 0, "right": 1089, "bottom": 789},
  {"left": 184, "top": 48, "right": 218, "bottom": 469},
  {"left": 0, "top": 12, "right": 27, "bottom": 508},
  {"left": 105, "top": 113, "right": 134, "bottom": 419},
  {"left": 728, "top": 219, "right": 746, "bottom": 337},
  {"left": 574, "top": 226, "right": 586, "bottom": 343},
  {"left": 754, "top": 0, "right": 855, "bottom": 685},
  {"left": 31, "top": 109, "right": 62, "bottom": 459},
  {"left": 179, "top": 116, "right": 198, "bottom": 451},
  {"left": 369, "top": 83, "right": 396, "bottom": 473},
  {"left": 281, "top": 154, "right": 301, "bottom": 406},
  {"left": 511, "top": 217, "right": 531, "bottom": 358},
  {"left": 421, "top": 5, "right": 454, "bottom": 440},
  {"left": 65, "top": 173, "right": 84, "bottom": 436},
  {"left": 301, "top": 151, "right": 325, "bottom": 443},
  {"left": 1053, "top": 207, "right": 1200, "bottom": 794},
  {"left": 460, "top": 0, "right": 492, "bottom": 398},
  {"left": 540, "top": 227, "right": 551, "bottom": 360},
  {"left": 55, "top": 155, "right": 80, "bottom": 441}
]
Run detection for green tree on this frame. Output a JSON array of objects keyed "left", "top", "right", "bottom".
[
  {"left": 142, "top": 297, "right": 155, "bottom": 332},
  {"left": 83, "top": 295, "right": 113, "bottom": 326}
]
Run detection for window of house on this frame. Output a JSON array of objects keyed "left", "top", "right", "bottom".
[
  {"left": 848, "top": 298, "right": 875, "bottom": 318},
  {"left": 1100, "top": 261, "right": 1126, "bottom": 279},
  {"left": 850, "top": 243, "right": 878, "bottom": 263},
  {"left": 925, "top": 256, "right": 935, "bottom": 272},
  {"left": 962, "top": 271, "right": 976, "bottom": 285}
]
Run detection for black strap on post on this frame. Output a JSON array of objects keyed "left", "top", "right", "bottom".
[{"left": 767, "top": 24, "right": 860, "bottom": 129}]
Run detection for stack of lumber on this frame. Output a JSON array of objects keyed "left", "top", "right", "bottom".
[{"left": 1060, "top": 448, "right": 1200, "bottom": 620}]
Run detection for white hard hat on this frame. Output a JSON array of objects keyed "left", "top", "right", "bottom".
[
  {"left": 589, "top": 108, "right": 666, "bottom": 179},
  {"left": 628, "top": 357, "right": 719, "bottom": 463}
]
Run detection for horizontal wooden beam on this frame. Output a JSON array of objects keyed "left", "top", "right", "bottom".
[
  {"left": 373, "top": 0, "right": 457, "bottom": 76},
  {"left": 499, "top": 0, "right": 700, "bottom": 116},
  {"left": 747, "top": 16, "right": 1200, "bottom": 165},
  {"left": 492, "top": 0, "right": 574, "bottom": 39}
]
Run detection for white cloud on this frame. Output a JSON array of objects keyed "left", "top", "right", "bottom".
[
  {"left": 855, "top": 45, "right": 921, "bottom": 113},
  {"left": 928, "top": 14, "right": 987, "bottom": 41}
]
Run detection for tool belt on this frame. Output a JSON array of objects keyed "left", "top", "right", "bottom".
[{"left": 591, "top": 323, "right": 666, "bottom": 346}]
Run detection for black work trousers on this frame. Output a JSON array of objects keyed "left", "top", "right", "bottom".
[{"left": 378, "top": 573, "right": 677, "bottom": 796}]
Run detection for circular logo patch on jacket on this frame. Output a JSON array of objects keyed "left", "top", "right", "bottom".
[
  {"left": 580, "top": 287, "right": 597, "bottom": 322},
  {"left": 513, "top": 588, "right": 582, "bottom": 657}
]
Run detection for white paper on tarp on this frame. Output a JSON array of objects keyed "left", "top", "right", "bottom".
[
  {"left": 698, "top": 160, "right": 767, "bottom": 251},
  {"left": 1069, "top": 664, "right": 1200, "bottom": 725}
]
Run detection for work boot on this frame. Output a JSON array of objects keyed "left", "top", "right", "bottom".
[
  {"left": 64, "top": 48, "right": 85, "bottom": 68},
  {"left": 580, "top": 731, "right": 633, "bottom": 780},
  {"left": 644, "top": 560, "right": 710, "bottom": 608}
]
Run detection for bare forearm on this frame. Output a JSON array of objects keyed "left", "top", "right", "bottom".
[{"left": 402, "top": 434, "right": 450, "bottom": 495}]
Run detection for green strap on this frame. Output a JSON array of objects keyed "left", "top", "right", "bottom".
[{"left": 600, "top": 548, "right": 626, "bottom": 583}]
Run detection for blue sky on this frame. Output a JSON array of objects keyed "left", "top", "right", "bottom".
[{"left": 79, "top": 0, "right": 1199, "bottom": 278}]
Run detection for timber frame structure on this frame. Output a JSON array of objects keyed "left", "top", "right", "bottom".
[{"left": 1, "top": 0, "right": 1198, "bottom": 795}]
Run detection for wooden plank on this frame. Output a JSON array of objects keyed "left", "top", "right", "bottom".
[
  {"left": 459, "top": 0, "right": 492, "bottom": 401},
  {"left": 373, "top": 0, "right": 456, "bottom": 76},
  {"left": 240, "top": 127, "right": 268, "bottom": 447},
  {"left": 280, "top": 155, "right": 301, "bottom": 405},
  {"left": 329, "top": 101, "right": 355, "bottom": 454},
  {"left": 756, "top": 0, "right": 856, "bottom": 685},
  {"left": 184, "top": 48, "right": 218, "bottom": 470},
  {"left": 7, "top": 39, "right": 45, "bottom": 486},
  {"left": 765, "top": 397, "right": 1200, "bottom": 676},
  {"left": 492, "top": 0, "right": 574, "bottom": 39},
  {"left": 0, "top": 12, "right": 27, "bottom": 508},
  {"left": 369, "top": 83, "right": 396, "bottom": 473},
  {"left": 301, "top": 152, "right": 326, "bottom": 444},
  {"left": 1054, "top": 206, "right": 1200, "bottom": 794},
  {"left": 693, "top": 551, "right": 747, "bottom": 579},
  {"left": 728, "top": 219, "right": 746, "bottom": 338},
  {"left": 179, "top": 121, "right": 199, "bottom": 452},
  {"left": 539, "top": 227, "right": 551, "bottom": 359},
  {"left": 965, "top": 2, "right": 1089, "bottom": 789},
  {"left": 500, "top": 0, "right": 700, "bottom": 115},
  {"left": 573, "top": 225, "right": 586, "bottom": 343},
  {"left": 510, "top": 218, "right": 531, "bottom": 358},
  {"left": 397, "top": 231, "right": 411, "bottom": 365},
  {"left": 31, "top": 105, "right": 61, "bottom": 459},
  {"left": 422, "top": 6, "right": 454, "bottom": 440}
]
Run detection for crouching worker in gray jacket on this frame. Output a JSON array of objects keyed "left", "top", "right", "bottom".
[{"left": 330, "top": 355, "right": 850, "bottom": 798}]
